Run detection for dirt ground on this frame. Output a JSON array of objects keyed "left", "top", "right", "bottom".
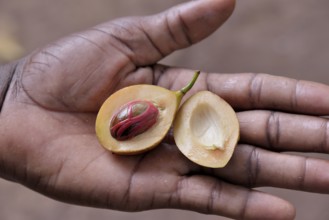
[{"left": 1, "top": 0, "right": 329, "bottom": 219}]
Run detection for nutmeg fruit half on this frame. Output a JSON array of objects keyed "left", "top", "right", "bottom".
[
  {"left": 173, "top": 91, "right": 239, "bottom": 168},
  {"left": 95, "top": 71, "right": 200, "bottom": 155}
]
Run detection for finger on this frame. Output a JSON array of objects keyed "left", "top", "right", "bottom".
[
  {"left": 214, "top": 144, "right": 329, "bottom": 194},
  {"left": 238, "top": 110, "right": 329, "bottom": 152},
  {"left": 168, "top": 175, "right": 295, "bottom": 220},
  {"left": 207, "top": 72, "right": 329, "bottom": 115},
  {"left": 22, "top": 0, "right": 235, "bottom": 112}
]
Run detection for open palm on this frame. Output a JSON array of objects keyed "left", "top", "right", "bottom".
[{"left": 2, "top": 1, "right": 329, "bottom": 220}]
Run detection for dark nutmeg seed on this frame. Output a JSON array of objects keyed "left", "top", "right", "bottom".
[{"left": 110, "top": 100, "right": 159, "bottom": 140}]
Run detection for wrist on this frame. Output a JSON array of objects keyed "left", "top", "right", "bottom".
[{"left": 0, "top": 62, "right": 19, "bottom": 112}]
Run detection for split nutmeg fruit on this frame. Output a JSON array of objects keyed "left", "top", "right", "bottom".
[{"left": 95, "top": 71, "right": 239, "bottom": 168}]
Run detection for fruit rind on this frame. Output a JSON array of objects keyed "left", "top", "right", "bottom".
[{"left": 173, "top": 91, "right": 239, "bottom": 168}]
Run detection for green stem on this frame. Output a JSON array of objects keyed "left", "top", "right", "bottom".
[
  {"left": 180, "top": 71, "right": 200, "bottom": 95},
  {"left": 174, "top": 71, "right": 200, "bottom": 109}
]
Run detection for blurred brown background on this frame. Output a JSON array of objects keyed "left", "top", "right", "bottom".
[{"left": 1, "top": 0, "right": 329, "bottom": 219}]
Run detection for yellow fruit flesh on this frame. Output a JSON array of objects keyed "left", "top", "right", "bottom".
[
  {"left": 96, "top": 85, "right": 177, "bottom": 155},
  {"left": 173, "top": 91, "right": 239, "bottom": 168}
]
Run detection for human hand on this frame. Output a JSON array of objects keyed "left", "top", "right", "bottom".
[{"left": 1, "top": 0, "right": 329, "bottom": 219}]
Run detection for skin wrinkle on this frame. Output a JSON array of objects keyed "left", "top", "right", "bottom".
[
  {"left": 206, "top": 181, "right": 223, "bottom": 214},
  {"left": 22, "top": 127, "right": 95, "bottom": 194},
  {"left": 87, "top": 185, "right": 120, "bottom": 209},
  {"left": 77, "top": 150, "right": 108, "bottom": 175},
  {"left": 106, "top": 188, "right": 113, "bottom": 209},
  {"left": 121, "top": 153, "right": 147, "bottom": 210},
  {"left": 239, "top": 189, "right": 252, "bottom": 220},
  {"left": 68, "top": 58, "right": 105, "bottom": 99},
  {"left": 152, "top": 65, "right": 174, "bottom": 90},
  {"left": 59, "top": 35, "right": 135, "bottom": 110},
  {"left": 150, "top": 65, "right": 162, "bottom": 86},
  {"left": 69, "top": 66, "right": 102, "bottom": 95},
  {"left": 78, "top": 29, "right": 140, "bottom": 100},
  {"left": 110, "top": 19, "right": 135, "bottom": 36},
  {"left": 27, "top": 83, "right": 70, "bottom": 111},
  {"left": 291, "top": 79, "right": 300, "bottom": 111},
  {"left": 320, "top": 120, "right": 329, "bottom": 153},
  {"left": 0, "top": 62, "right": 24, "bottom": 110},
  {"left": 21, "top": 54, "right": 73, "bottom": 111},
  {"left": 84, "top": 185, "right": 99, "bottom": 207},
  {"left": 199, "top": 72, "right": 209, "bottom": 93},
  {"left": 266, "top": 111, "right": 281, "bottom": 150},
  {"left": 40, "top": 49, "right": 63, "bottom": 65},
  {"left": 29, "top": 162, "right": 100, "bottom": 208},
  {"left": 248, "top": 73, "right": 263, "bottom": 108},
  {"left": 23, "top": 52, "right": 50, "bottom": 77},
  {"left": 27, "top": 146, "right": 107, "bottom": 208},
  {"left": 247, "top": 73, "right": 257, "bottom": 108},
  {"left": 246, "top": 146, "right": 260, "bottom": 188},
  {"left": 104, "top": 61, "right": 136, "bottom": 103},
  {"left": 67, "top": 64, "right": 110, "bottom": 106},
  {"left": 168, "top": 176, "right": 184, "bottom": 208},
  {"left": 205, "top": 72, "right": 211, "bottom": 93},
  {"left": 163, "top": 9, "right": 193, "bottom": 48},
  {"left": 73, "top": 33, "right": 110, "bottom": 57},
  {"left": 122, "top": 66, "right": 154, "bottom": 87},
  {"left": 37, "top": 175, "right": 53, "bottom": 197},
  {"left": 0, "top": 142, "right": 17, "bottom": 182},
  {"left": 56, "top": 181, "right": 88, "bottom": 207},
  {"left": 23, "top": 35, "right": 136, "bottom": 112},
  {"left": 137, "top": 23, "right": 166, "bottom": 58},
  {"left": 27, "top": 61, "right": 49, "bottom": 73},
  {"left": 22, "top": 137, "right": 64, "bottom": 193},
  {"left": 30, "top": 60, "right": 51, "bottom": 68},
  {"left": 90, "top": 27, "right": 136, "bottom": 65},
  {"left": 176, "top": 10, "right": 193, "bottom": 45},
  {"left": 50, "top": 158, "right": 65, "bottom": 191},
  {"left": 0, "top": 157, "right": 4, "bottom": 179},
  {"left": 164, "top": 12, "right": 180, "bottom": 47},
  {"left": 149, "top": 190, "right": 156, "bottom": 209},
  {"left": 298, "top": 157, "right": 308, "bottom": 191},
  {"left": 30, "top": 174, "right": 43, "bottom": 192},
  {"left": 0, "top": 62, "right": 19, "bottom": 113},
  {"left": 104, "top": 20, "right": 153, "bottom": 66}
]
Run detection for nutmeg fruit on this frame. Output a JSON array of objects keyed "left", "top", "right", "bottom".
[{"left": 95, "top": 71, "right": 200, "bottom": 155}]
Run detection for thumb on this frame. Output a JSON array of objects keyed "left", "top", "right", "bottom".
[
  {"left": 96, "top": 0, "right": 235, "bottom": 66},
  {"left": 21, "top": 0, "right": 235, "bottom": 112}
]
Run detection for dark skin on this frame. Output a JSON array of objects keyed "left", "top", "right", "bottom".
[{"left": 2, "top": 0, "right": 329, "bottom": 219}]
